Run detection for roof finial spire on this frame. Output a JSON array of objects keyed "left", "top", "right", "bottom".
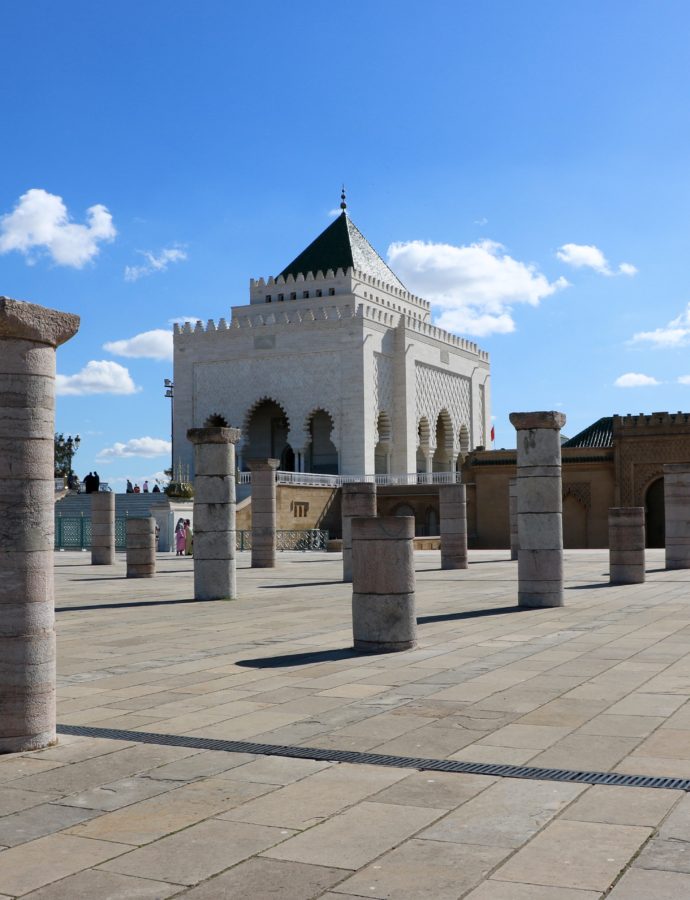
[{"left": 340, "top": 184, "right": 347, "bottom": 212}]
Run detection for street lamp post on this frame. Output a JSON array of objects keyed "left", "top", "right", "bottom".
[{"left": 66, "top": 434, "right": 81, "bottom": 477}]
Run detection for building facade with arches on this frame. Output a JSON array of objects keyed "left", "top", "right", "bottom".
[
  {"left": 466, "top": 411, "right": 690, "bottom": 549},
  {"left": 172, "top": 205, "right": 491, "bottom": 479}
]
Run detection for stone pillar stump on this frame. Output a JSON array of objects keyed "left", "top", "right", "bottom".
[
  {"left": 439, "top": 483, "right": 468, "bottom": 569},
  {"left": 341, "top": 482, "right": 376, "bottom": 583},
  {"left": 187, "top": 426, "right": 240, "bottom": 600},
  {"left": 664, "top": 464, "right": 690, "bottom": 570},
  {"left": 509, "top": 477, "right": 518, "bottom": 561},
  {"left": 126, "top": 517, "right": 156, "bottom": 578},
  {"left": 247, "top": 458, "right": 279, "bottom": 568},
  {"left": 510, "top": 411, "right": 566, "bottom": 608},
  {"left": 91, "top": 492, "right": 115, "bottom": 565},
  {"left": 0, "top": 297, "right": 79, "bottom": 752},
  {"left": 609, "top": 507, "right": 645, "bottom": 584},
  {"left": 351, "top": 516, "right": 417, "bottom": 653}
]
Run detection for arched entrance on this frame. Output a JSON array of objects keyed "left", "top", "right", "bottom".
[
  {"left": 243, "top": 399, "right": 295, "bottom": 471},
  {"left": 645, "top": 477, "right": 665, "bottom": 548},
  {"left": 304, "top": 409, "right": 338, "bottom": 474}
]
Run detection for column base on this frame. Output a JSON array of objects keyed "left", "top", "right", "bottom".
[
  {"left": 0, "top": 729, "right": 57, "bottom": 754},
  {"left": 518, "top": 591, "right": 564, "bottom": 608},
  {"left": 353, "top": 639, "right": 417, "bottom": 654}
]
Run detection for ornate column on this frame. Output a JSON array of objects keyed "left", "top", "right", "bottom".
[
  {"left": 247, "top": 458, "right": 279, "bottom": 568},
  {"left": 91, "top": 492, "right": 115, "bottom": 565},
  {"left": 341, "top": 482, "right": 376, "bottom": 582},
  {"left": 439, "top": 483, "right": 468, "bottom": 569},
  {"left": 609, "top": 507, "right": 645, "bottom": 584},
  {"left": 0, "top": 297, "right": 79, "bottom": 752},
  {"left": 351, "top": 516, "right": 417, "bottom": 653},
  {"left": 187, "top": 426, "right": 241, "bottom": 600},
  {"left": 510, "top": 411, "right": 566, "bottom": 608},
  {"left": 664, "top": 464, "right": 690, "bottom": 569}
]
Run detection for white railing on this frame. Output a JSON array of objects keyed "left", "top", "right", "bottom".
[{"left": 238, "top": 470, "right": 461, "bottom": 487}]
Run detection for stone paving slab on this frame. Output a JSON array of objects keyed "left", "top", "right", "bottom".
[{"left": 1, "top": 549, "right": 690, "bottom": 896}]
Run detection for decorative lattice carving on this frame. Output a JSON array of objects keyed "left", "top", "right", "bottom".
[
  {"left": 618, "top": 435, "right": 690, "bottom": 504},
  {"left": 563, "top": 482, "right": 591, "bottom": 508},
  {"left": 373, "top": 352, "right": 394, "bottom": 418},
  {"left": 415, "top": 363, "right": 471, "bottom": 452}
]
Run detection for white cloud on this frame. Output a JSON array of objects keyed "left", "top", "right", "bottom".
[
  {"left": 97, "top": 437, "right": 171, "bottom": 460},
  {"left": 104, "top": 329, "right": 173, "bottom": 362},
  {"left": 56, "top": 361, "right": 139, "bottom": 396},
  {"left": 632, "top": 303, "right": 690, "bottom": 348},
  {"left": 678, "top": 375, "right": 690, "bottom": 385},
  {"left": 387, "top": 239, "right": 568, "bottom": 337},
  {"left": 614, "top": 372, "right": 661, "bottom": 388},
  {"left": 124, "top": 246, "right": 187, "bottom": 282},
  {"left": 556, "top": 243, "right": 636, "bottom": 277},
  {"left": 0, "top": 188, "right": 116, "bottom": 267}
]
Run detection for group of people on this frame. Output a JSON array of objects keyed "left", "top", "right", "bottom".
[
  {"left": 126, "top": 479, "right": 160, "bottom": 494},
  {"left": 175, "top": 518, "right": 193, "bottom": 556},
  {"left": 83, "top": 472, "right": 101, "bottom": 493}
]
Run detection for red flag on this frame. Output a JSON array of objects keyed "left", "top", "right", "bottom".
[{"left": 490, "top": 425, "right": 495, "bottom": 443}]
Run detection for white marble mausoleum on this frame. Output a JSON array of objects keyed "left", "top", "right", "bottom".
[{"left": 173, "top": 198, "right": 491, "bottom": 479}]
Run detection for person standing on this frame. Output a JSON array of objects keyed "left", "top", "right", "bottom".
[
  {"left": 143, "top": 480, "right": 149, "bottom": 493},
  {"left": 175, "top": 518, "right": 186, "bottom": 556},
  {"left": 126, "top": 479, "right": 134, "bottom": 493},
  {"left": 184, "top": 519, "right": 193, "bottom": 556}
]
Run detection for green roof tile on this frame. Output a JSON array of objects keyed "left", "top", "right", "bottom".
[
  {"left": 562, "top": 416, "right": 613, "bottom": 449},
  {"left": 278, "top": 212, "right": 405, "bottom": 290}
]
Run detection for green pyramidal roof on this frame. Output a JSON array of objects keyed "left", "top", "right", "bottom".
[{"left": 278, "top": 212, "right": 405, "bottom": 290}]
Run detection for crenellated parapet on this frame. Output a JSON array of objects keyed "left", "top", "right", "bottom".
[
  {"left": 172, "top": 302, "right": 488, "bottom": 362},
  {"left": 614, "top": 411, "right": 690, "bottom": 430},
  {"left": 250, "top": 266, "right": 430, "bottom": 317},
  {"left": 403, "top": 314, "right": 489, "bottom": 361}
]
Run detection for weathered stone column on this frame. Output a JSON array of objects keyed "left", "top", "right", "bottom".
[
  {"left": 664, "top": 464, "right": 690, "bottom": 569},
  {"left": 91, "top": 492, "right": 115, "bottom": 565},
  {"left": 510, "top": 411, "right": 566, "bottom": 608},
  {"left": 509, "top": 477, "right": 518, "bottom": 560},
  {"left": 0, "top": 297, "right": 79, "bottom": 753},
  {"left": 439, "top": 483, "right": 468, "bottom": 569},
  {"left": 247, "top": 458, "right": 279, "bottom": 568},
  {"left": 126, "top": 517, "right": 156, "bottom": 578},
  {"left": 341, "top": 482, "right": 376, "bottom": 582},
  {"left": 187, "top": 426, "right": 240, "bottom": 600},
  {"left": 609, "top": 507, "right": 645, "bottom": 584},
  {"left": 351, "top": 516, "right": 417, "bottom": 653}
]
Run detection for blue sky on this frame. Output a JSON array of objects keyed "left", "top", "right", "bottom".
[{"left": 2, "top": 1, "right": 690, "bottom": 483}]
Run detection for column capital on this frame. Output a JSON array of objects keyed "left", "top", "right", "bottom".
[
  {"left": 0, "top": 297, "right": 80, "bottom": 347},
  {"left": 510, "top": 411, "right": 566, "bottom": 431},
  {"left": 246, "top": 458, "right": 280, "bottom": 472},
  {"left": 187, "top": 426, "right": 241, "bottom": 445}
]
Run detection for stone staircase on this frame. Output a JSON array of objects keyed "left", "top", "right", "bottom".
[{"left": 55, "top": 492, "right": 170, "bottom": 517}]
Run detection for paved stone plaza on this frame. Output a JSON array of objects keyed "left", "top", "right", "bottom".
[{"left": 1, "top": 549, "right": 690, "bottom": 897}]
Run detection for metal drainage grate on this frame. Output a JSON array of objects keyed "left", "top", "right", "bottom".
[{"left": 57, "top": 724, "right": 690, "bottom": 792}]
